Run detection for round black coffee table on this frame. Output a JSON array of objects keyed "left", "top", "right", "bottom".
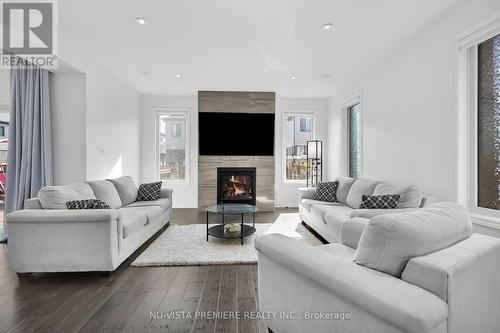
[{"left": 206, "top": 204, "right": 257, "bottom": 245}]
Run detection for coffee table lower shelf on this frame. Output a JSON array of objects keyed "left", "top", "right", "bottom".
[{"left": 207, "top": 224, "right": 256, "bottom": 245}]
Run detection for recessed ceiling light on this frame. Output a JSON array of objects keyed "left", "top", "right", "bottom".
[
  {"left": 321, "top": 23, "right": 333, "bottom": 30},
  {"left": 321, "top": 74, "right": 331, "bottom": 79},
  {"left": 289, "top": 75, "right": 296, "bottom": 80},
  {"left": 175, "top": 73, "right": 181, "bottom": 78},
  {"left": 135, "top": 17, "right": 147, "bottom": 25}
]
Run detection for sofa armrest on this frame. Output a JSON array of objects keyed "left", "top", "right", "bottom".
[
  {"left": 339, "top": 217, "right": 369, "bottom": 248},
  {"left": 160, "top": 188, "right": 173, "bottom": 201},
  {"left": 255, "top": 234, "right": 447, "bottom": 333},
  {"left": 402, "top": 233, "right": 500, "bottom": 332},
  {"left": 7, "top": 209, "right": 120, "bottom": 224},
  {"left": 298, "top": 187, "right": 316, "bottom": 201},
  {"left": 350, "top": 208, "right": 420, "bottom": 219}
]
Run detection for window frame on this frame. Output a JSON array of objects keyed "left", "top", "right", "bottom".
[
  {"left": 282, "top": 110, "right": 316, "bottom": 184},
  {"left": 342, "top": 94, "right": 362, "bottom": 178},
  {"left": 154, "top": 108, "right": 190, "bottom": 185},
  {"left": 454, "top": 12, "right": 500, "bottom": 228}
]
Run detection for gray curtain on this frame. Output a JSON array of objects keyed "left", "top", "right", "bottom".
[{"left": 0, "top": 61, "right": 53, "bottom": 242}]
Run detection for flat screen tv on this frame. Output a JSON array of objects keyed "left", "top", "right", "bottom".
[{"left": 199, "top": 112, "right": 275, "bottom": 156}]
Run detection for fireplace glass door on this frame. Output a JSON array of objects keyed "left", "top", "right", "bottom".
[{"left": 217, "top": 167, "right": 256, "bottom": 205}]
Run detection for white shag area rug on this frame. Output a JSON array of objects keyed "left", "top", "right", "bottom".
[{"left": 131, "top": 213, "right": 321, "bottom": 266}]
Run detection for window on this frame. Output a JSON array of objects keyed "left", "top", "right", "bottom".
[
  {"left": 455, "top": 15, "right": 500, "bottom": 221},
  {"left": 299, "top": 117, "right": 311, "bottom": 132},
  {"left": 284, "top": 114, "right": 314, "bottom": 181},
  {"left": 0, "top": 126, "right": 5, "bottom": 137},
  {"left": 477, "top": 33, "right": 500, "bottom": 210},
  {"left": 347, "top": 103, "right": 361, "bottom": 178},
  {"left": 157, "top": 111, "right": 188, "bottom": 181},
  {"left": 172, "top": 123, "right": 181, "bottom": 137}
]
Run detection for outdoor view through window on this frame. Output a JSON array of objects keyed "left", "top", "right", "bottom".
[
  {"left": 348, "top": 103, "right": 361, "bottom": 178},
  {"left": 478, "top": 33, "right": 500, "bottom": 210},
  {"left": 0, "top": 112, "right": 8, "bottom": 230},
  {"left": 285, "top": 115, "right": 313, "bottom": 180},
  {"left": 158, "top": 113, "right": 186, "bottom": 181}
]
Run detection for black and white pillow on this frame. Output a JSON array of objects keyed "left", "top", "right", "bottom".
[
  {"left": 359, "top": 194, "right": 400, "bottom": 209},
  {"left": 136, "top": 182, "right": 162, "bottom": 201},
  {"left": 312, "top": 181, "right": 339, "bottom": 202},
  {"left": 66, "top": 199, "right": 111, "bottom": 210}
]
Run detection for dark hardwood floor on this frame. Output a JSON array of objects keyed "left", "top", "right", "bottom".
[{"left": 0, "top": 208, "right": 297, "bottom": 333}]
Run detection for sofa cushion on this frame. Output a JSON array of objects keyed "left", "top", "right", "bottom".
[
  {"left": 317, "top": 243, "right": 356, "bottom": 261},
  {"left": 373, "top": 182, "right": 423, "bottom": 208},
  {"left": 340, "top": 217, "right": 370, "bottom": 249},
  {"left": 359, "top": 194, "right": 400, "bottom": 209},
  {"left": 87, "top": 180, "right": 122, "bottom": 209},
  {"left": 311, "top": 204, "right": 353, "bottom": 221},
  {"left": 119, "top": 208, "right": 148, "bottom": 238},
  {"left": 354, "top": 202, "right": 473, "bottom": 277},
  {"left": 108, "top": 176, "right": 138, "bottom": 206},
  {"left": 38, "top": 182, "right": 96, "bottom": 209},
  {"left": 335, "top": 177, "right": 356, "bottom": 205},
  {"left": 324, "top": 214, "right": 352, "bottom": 241},
  {"left": 125, "top": 198, "right": 171, "bottom": 211},
  {"left": 119, "top": 206, "right": 164, "bottom": 238},
  {"left": 312, "top": 181, "right": 339, "bottom": 202},
  {"left": 345, "top": 178, "right": 379, "bottom": 209},
  {"left": 300, "top": 199, "right": 343, "bottom": 212},
  {"left": 145, "top": 205, "right": 165, "bottom": 223}
]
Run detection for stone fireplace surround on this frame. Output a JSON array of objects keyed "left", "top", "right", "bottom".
[{"left": 197, "top": 91, "right": 276, "bottom": 211}]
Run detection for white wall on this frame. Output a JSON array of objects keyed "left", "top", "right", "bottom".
[
  {"left": 85, "top": 69, "right": 140, "bottom": 181},
  {"left": 49, "top": 73, "right": 87, "bottom": 185},
  {"left": 140, "top": 95, "right": 198, "bottom": 208},
  {"left": 328, "top": 0, "right": 500, "bottom": 202},
  {"left": 276, "top": 97, "right": 329, "bottom": 207},
  {"left": 58, "top": 40, "right": 141, "bottom": 182}
]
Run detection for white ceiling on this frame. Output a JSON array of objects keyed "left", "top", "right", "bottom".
[{"left": 59, "top": 0, "right": 460, "bottom": 98}]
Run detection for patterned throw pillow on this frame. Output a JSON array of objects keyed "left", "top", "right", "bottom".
[
  {"left": 359, "top": 194, "right": 400, "bottom": 209},
  {"left": 137, "top": 182, "right": 162, "bottom": 201},
  {"left": 312, "top": 181, "right": 339, "bottom": 202},
  {"left": 66, "top": 199, "right": 111, "bottom": 209}
]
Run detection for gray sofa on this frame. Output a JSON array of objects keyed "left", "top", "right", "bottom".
[
  {"left": 7, "top": 176, "right": 171, "bottom": 273},
  {"left": 299, "top": 177, "right": 435, "bottom": 243},
  {"left": 256, "top": 203, "right": 500, "bottom": 333}
]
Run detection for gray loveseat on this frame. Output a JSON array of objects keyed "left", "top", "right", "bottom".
[
  {"left": 299, "top": 177, "right": 435, "bottom": 243},
  {"left": 256, "top": 203, "right": 500, "bottom": 333},
  {"left": 7, "top": 176, "right": 171, "bottom": 273}
]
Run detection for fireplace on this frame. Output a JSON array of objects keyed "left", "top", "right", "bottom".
[{"left": 217, "top": 167, "right": 256, "bottom": 205}]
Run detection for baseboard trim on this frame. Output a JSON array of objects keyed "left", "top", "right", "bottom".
[{"left": 301, "top": 221, "right": 329, "bottom": 244}]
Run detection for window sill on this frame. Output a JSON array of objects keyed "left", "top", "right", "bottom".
[
  {"left": 160, "top": 179, "right": 189, "bottom": 185},
  {"left": 470, "top": 213, "right": 500, "bottom": 230},
  {"left": 283, "top": 180, "right": 308, "bottom": 185}
]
